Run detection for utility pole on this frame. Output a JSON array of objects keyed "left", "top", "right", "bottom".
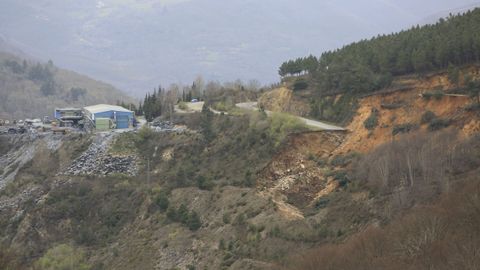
[
  {"left": 147, "top": 158, "right": 150, "bottom": 188},
  {"left": 147, "top": 146, "right": 158, "bottom": 189}
]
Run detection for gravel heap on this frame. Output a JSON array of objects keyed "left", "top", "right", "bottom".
[{"left": 63, "top": 133, "right": 138, "bottom": 177}]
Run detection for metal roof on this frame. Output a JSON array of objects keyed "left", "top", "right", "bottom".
[
  {"left": 55, "top": 107, "right": 82, "bottom": 111},
  {"left": 83, "top": 104, "right": 133, "bottom": 114}
]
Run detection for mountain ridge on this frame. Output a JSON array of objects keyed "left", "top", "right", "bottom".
[{"left": 0, "top": 51, "right": 135, "bottom": 119}]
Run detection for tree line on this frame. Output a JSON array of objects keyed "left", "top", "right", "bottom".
[
  {"left": 280, "top": 8, "right": 480, "bottom": 94},
  {"left": 137, "top": 77, "right": 264, "bottom": 121}
]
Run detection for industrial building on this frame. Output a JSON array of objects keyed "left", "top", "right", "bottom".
[{"left": 83, "top": 104, "right": 134, "bottom": 130}]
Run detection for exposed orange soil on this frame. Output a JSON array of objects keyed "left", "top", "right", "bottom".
[{"left": 257, "top": 70, "right": 479, "bottom": 215}]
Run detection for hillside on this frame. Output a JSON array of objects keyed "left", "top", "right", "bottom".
[
  {"left": 270, "top": 8, "right": 480, "bottom": 124},
  {"left": 0, "top": 51, "right": 135, "bottom": 119},
  {"left": 0, "top": 74, "right": 479, "bottom": 269}
]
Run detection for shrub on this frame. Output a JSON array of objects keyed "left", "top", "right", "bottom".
[
  {"left": 333, "top": 171, "right": 349, "bottom": 187},
  {"left": 422, "top": 90, "right": 444, "bottom": 100},
  {"left": 315, "top": 197, "right": 330, "bottom": 209},
  {"left": 223, "top": 213, "right": 231, "bottom": 224},
  {"left": 166, "top": 207, "right": 177, "bottom": 220},
  {"left": 330, "top": 153, "right": 359, "bottom": 167},
  {"left": 421, "top": 111, "right": 437, "bottom": 124},
  {"left": 364, "top": 109, "right": 379, "bottom": 130},
  {"left": 244, "top": 170, "right": 254, "bottom": 187},
  {"left": 331, "top": 155, "right": 349, "bottom": 167},
  {"left": 465, "top": 103, "right": 480, "bottom": 112},
  {"left": 392, "top": 123, "right": 417, "bottom": 136},
  {"left": 166, "top": 205, "right": 202, "bottom": 231},
  {"left": 268, "top": 112, "right": 306, "bottom": 145},
  {"left": 293, "top": 79, "right": 309, "bottom": 91},
  {"left": 196, "top": 175, "right": 213, "bottom": 190},
  {"left": 187, "top": 211, "right": 202, "bottom": 231},
  {"left": 154, "top": 192, "right": 169, "bottom": 212},
  {"left": 428, "top": 118, "right": 451, "bottom": 131},
  {"left": 178, "top": 101, "right": 188, "bottom": 110},
  {"left": 177, "top": 204, "right": 189, "bottom": 223},
  {"left": 35, "top": 244, "right": 91, "bottom": 270}
]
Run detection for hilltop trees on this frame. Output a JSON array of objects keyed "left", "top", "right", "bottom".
[
  {"left": 279, "top": 55, "right": 318, "bottom": 77},
  {"left": 142, "top": 87, "right": 164, "bottom": 121},
  {"left": 279, "top": 9, "right": 480, "bottom": 95}
]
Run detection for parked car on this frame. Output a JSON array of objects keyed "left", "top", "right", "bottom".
[{"left": 32, "top": 119, "right": 43, "bottom": 128}]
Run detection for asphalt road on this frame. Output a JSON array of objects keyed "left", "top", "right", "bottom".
[{"left": 236, "top": 102, "right": 346, "bottom": 131}]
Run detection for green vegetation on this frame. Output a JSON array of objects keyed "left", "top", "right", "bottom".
[
  {"left": 420, "top": 110, "right": 437, "bottom": 124},
  {"left": 278, "top": 9, "right": 480, "bottom": 124},
  {"left": 166, "top": 204, "right": 202, "bottom": 231},
  {"left": 465, "top": 74, "right": 480, "bottom": 104},
  {"left": 154, "top": 191, "right": 170, "bottom": 212},
  {"left": 428, "top": 118, "right": 451, "bottom": 131},
  {"left": 280, "top": 10, "right": 480, "bottom": 95},
  {"left": 267, "top": 112, "right": 307, "bottom": 145},
  {"left": 178, "top": 101, "right": 188, "bottom": 110},
  {"left": 35, "top": 244, "right": 90, "bottom": 270},
  {"left": 109, "top": 132, "right": 137, "bottom": 155},
  {"left": 363, "top": 108, "right": 379, "bottom": 130},
  {"left": 309, "top": 94, "right": 358, "bottom": 124},
  {"left": 136, "top": 111, "right": 288, "bottom": 190},
  {"left": 330, "top": 152, "right": 359, "bottom": 167},
  {"left": 0, "top": 52, "right": 134, "bottom": 119},
  {"left": 447, "top": 63, "right": 460, "bottom": 85},
  {"left": 292, "top": 78, "right": 309, "bottom": 91},
  {"left": 421, "top": 89, "right": 445, "bottom": 100},
  {"left": 392, "top": 123, "right": 417, "bottom": 135}
]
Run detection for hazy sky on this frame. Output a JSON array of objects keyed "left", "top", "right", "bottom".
[{"left": 0, "top": 0, "right": 479, "bottom": 95}]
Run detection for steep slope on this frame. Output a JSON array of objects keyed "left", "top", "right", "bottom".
[
  {"left": 0, "top": 51, "right": 135, "bottom": 119},
  {"left": 0, "top": 77, "right": 479, "bottom": 269}
]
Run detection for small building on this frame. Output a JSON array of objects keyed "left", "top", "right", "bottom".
[{"left": 83, "top": 104, "right": 134, "bottom": 130}]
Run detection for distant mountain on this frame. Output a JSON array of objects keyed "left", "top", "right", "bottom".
[
  {"left": 0, "top": 51, "right": 135, "bottom": 120},
  {"left": 0, "top": 0, "right": 479, "bottom": 95},
  {"left": 0, "top": 35, "right": 31, "bottom": 59}
]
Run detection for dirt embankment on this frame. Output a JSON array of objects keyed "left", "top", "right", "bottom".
[
  {"left": 258, "top": 87, "right": 311, "bottom": 117},
  {"left": 336, "top": 71, "right": 479, "bottom": 154},
  {"left": 257, "top": 69, "right": 480, "bottom": 215}
]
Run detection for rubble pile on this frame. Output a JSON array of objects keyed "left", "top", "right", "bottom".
[
  {"left": 63, "top": 133, "right": 138, "bottom": 176},
  {"left": 151, "top": 120, "right": 174, "bottom": 129}
]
